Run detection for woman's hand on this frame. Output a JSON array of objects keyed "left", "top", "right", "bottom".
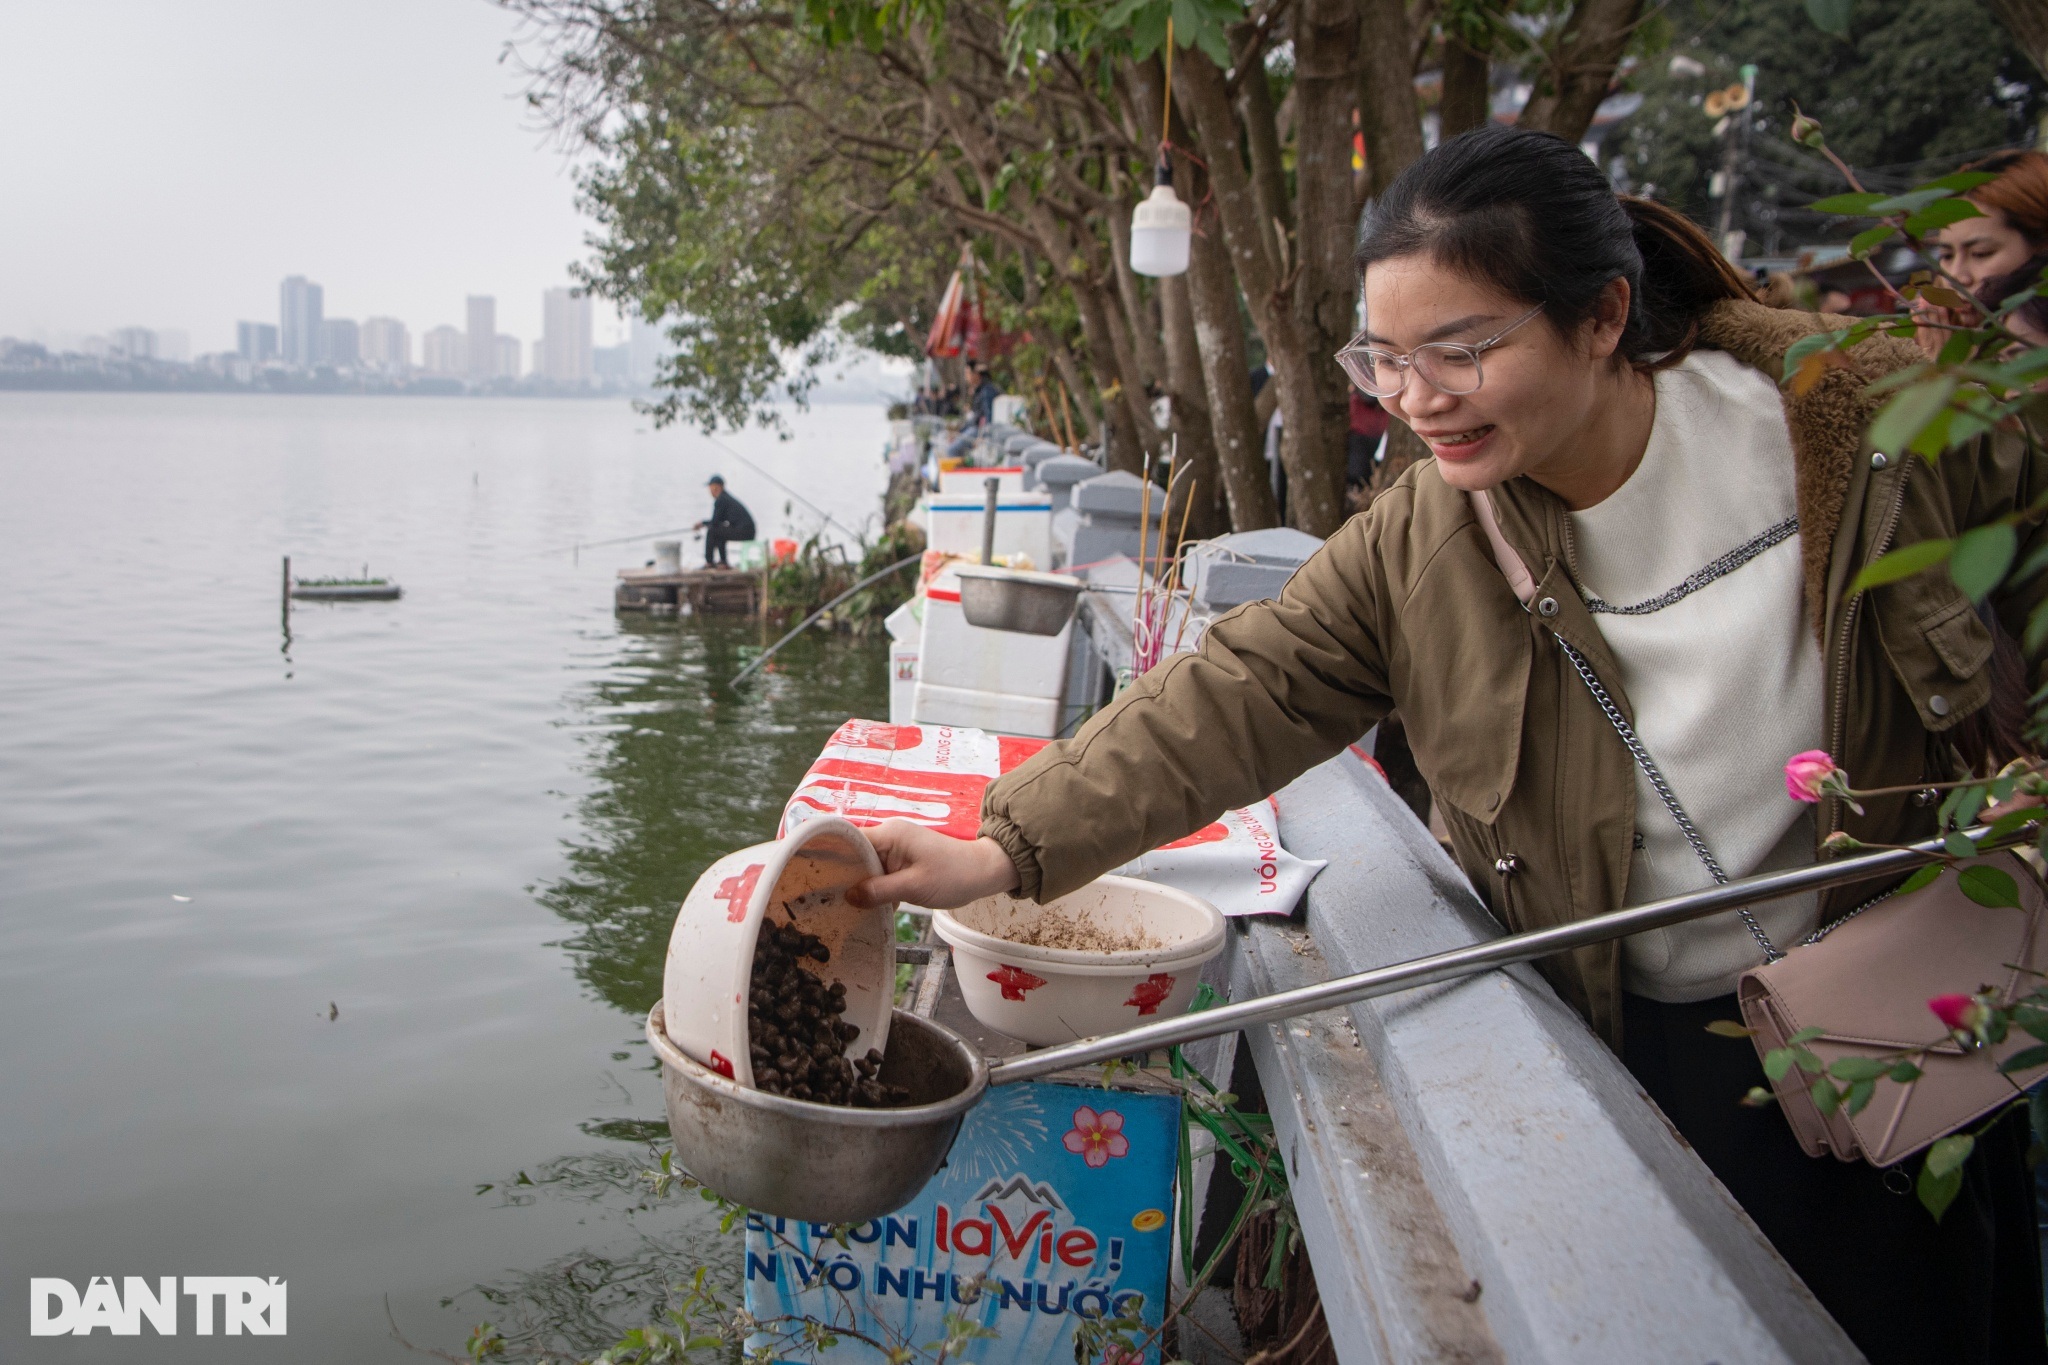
[{"left": 846, "top": 820, "right": 1021, "bottom": 910}]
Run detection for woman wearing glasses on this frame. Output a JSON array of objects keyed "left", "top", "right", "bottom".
[{"left": 851, "top": 124, "right": 2046, "bottom": 1361}]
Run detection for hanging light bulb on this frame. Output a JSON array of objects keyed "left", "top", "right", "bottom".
[{"left": 1130, "top": 153, "right": 1191, "bottom": 278}]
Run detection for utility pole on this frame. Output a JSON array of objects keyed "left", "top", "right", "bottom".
[{"left": 1712, "top": 64, "right": 1758, "bottom": 261}]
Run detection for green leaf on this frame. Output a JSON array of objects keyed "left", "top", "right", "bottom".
[
  {"left": 1803, "top": 0, "right": 1852, "bottom": 36},
  {"left": 1998, "top": 1043, "right": 2048, "bottom": 1073},
  {"left": 1869, "top": 188, "right": 1955, "bottom": 215},
  {"left": 1850, "top": 224, "right": 1894, "bottom": 259},
  {"left": 1945, "top": 830, "right": 1979, "bottom": 858},
  {"left": 1890, "top": 1060, "right": 1924, "bottom": 1083},
  {"left": 1903, "top": 197, "right": 1985, "bottom": 237},
  {"left": 1705, "top": 1019, "right": 1757, "bottom": 1038},
  {"left": 1850, "top": 538, "right": 1954, "bottom": 594},
  {"left": 1869, "top": 377, "right": 1960, "bottom": 456},
  {"left": 1897, "top": 864, "right": 1944, "bottom": 895},
  {"left": 1793, "top": 1047, "right": 1827, "bottom": 1073},
  {"left": 1847, "top": 1078, "right": 1878, "bottom": 1114},
  {"left": 1949, "top": 523, "right": 2018, "bottom": 602},
  {"left": 1959, "top": 864, "right": 2021, "bottom": 908},
  {"left": 1828, "top": 1055, "right": 1890, "bottom": 1082},
  {"left": 2027, "top": 597, "right": 2048, "bottom": 656},
  {"left": 1781, "top": 329, "right": 1842, "bottom": 381},
  {"left": 1788, "top": 1026, "right": 1826, "bottom": 1045},
  {"left": 1809, "top": 190, "right": 1886, "bottom": 216},
  {"left": 1923, "top": 171, "right": 2000, "bottom": 195},
  {"left": 1763, "top": 1048, "right": 1795, "bottom": 1081},
  {"left": 1919, "top": 1151, "right": 1967, "bottom": 1220},
  {"left": 1812, "top": 1076, "right": 1843, "bottom": 1114},
  {"left": 1925, "top": 1131, "right": 1976, "bottom": 1179}
]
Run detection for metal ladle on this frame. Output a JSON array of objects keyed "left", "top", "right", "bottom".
[{"left": 650, "top": 829, "right": 2001, "bottom": 1224}]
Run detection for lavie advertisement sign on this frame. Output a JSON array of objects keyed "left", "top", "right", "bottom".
[{"left": 744, "top": 1081, "right": 1179, "bottom": 1363}]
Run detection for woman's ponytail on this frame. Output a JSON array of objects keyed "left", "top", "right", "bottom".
[
  {"left": 1620, "top": 196, "right": 1756, "bottom": 365},
  {"left": 1358, "top": 125, "right": 1752, "bottom": 370}
]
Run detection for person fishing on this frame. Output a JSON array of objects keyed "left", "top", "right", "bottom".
[
  {"left": 849, "top": 124, "right": 2048, "bottom": 1362},
  {"left": 693, "top": 475, "right": 755, "bottom": 568}
]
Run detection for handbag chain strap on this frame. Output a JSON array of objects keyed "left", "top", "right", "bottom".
[{"left": 1554, "top": 635, "right": 1785, "bottom": 964}]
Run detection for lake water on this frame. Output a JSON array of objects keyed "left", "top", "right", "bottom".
[{"left": 0, "top": 393, "right": 895, "bottom": 1361}]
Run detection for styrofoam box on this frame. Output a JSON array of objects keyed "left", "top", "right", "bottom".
[
  {"left": 937, "top": 466, "right": 1029, "bottom": 496},
  {"left": 884, "top": 599, "right": 921, "bottom": 724},
  {"left": 918, "top": 584, "right": 1071, "bottom": 697},
  {"left": 919, "top": 494, "right": 1054, "bottom": 567},
  {"left": 910, "top": 681, "right": 1062, "bottom": 739}
]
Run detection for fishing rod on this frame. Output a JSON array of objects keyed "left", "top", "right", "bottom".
[
  {"left": 540, "top": 525, "right": 703, "bottom": 557},
  {"left": 702, "top": 436, "right": 863, "bottom": 542},
  {"left": 728, "top": 554, "right": 922, "bottom": 687}
]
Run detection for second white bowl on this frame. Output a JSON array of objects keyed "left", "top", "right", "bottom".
[{"left": 934, "top": 875, "right": 1226, "bottom": 1046}]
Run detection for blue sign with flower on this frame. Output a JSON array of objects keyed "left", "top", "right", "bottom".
[{"left": 743, "top": 1081, "right": 1181, "bottom": 1362}]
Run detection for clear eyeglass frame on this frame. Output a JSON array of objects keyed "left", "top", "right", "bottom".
[{"left": 1335, "top": 302, "right": 1546, "bottom": 398}]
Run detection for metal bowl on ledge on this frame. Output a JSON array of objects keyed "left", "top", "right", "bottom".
[{"left": 954, "top": 564, "right": 1084, "bottom": 636}]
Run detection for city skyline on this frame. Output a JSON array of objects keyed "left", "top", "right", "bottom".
[{"left": 0, "top": 2, "right": 594, "bottom": 352}]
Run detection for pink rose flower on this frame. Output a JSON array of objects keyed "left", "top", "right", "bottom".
[
  {"left": 1784, "top": 750, "right": 1840, "bottom": 804},
  {"left": 1928, "top": 994, "right": 1977, "bottom": 1033},
  {"left": 1061, "top": 1106, "right": 1130, "bottom": 1168}
]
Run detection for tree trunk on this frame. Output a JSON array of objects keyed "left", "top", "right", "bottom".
[
  {"left": 1516, "top": 0, "right": 1642, "bottom": 146},
  {"left": 1991, "top": 0, "right": 2048, "bottom": 82},
  {"left": 1288, "top": 0, "right": 1366, "bottom": 535},
  {"left": 1232, "top": 24, "right": 1293, "bottom": 271},
  {"left": 1177, "top": 48, "right": 1347, "bottom": 535},
  {"left": 1158, "top": 271, "right": 1226, "bottom": 541},
  {"left": 1185, "top": 224, "right": 1280, "bottom": 529},
  {"left": 1439, "top": 35, "right": 1490, "bottom": 138},
  {"left": 1353, "top": 0, "right": 1426, "bottom": 197}
]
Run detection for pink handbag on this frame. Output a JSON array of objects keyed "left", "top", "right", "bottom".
[{"left": 1469, "top": 488, "right": 2048, "bottom": 1164}]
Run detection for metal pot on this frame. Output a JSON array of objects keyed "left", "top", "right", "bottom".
[
  {"left": 955, "top": 564, "right": 1083, "bottom": 636},
  {"left": 648, "top": 1001, "right": 988, "bottom": 1224}
]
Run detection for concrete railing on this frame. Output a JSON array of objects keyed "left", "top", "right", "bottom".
[{"left": 1232, "top": 751, "right": 1862, "bottom": 1363}]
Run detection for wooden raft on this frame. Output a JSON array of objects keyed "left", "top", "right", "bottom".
[{"left": 616, "top": 566, "right": 764, "bottom": 615}]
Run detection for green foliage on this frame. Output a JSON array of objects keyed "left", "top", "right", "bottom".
[{"left": 1609, "top": 0, "right": 2041, "bottom": 241}]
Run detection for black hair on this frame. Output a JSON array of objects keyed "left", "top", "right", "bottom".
[{"left": 1356, "top": 124, "right": 1753, "bottom": 369}]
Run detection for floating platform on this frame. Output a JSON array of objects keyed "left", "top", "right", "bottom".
[
  {"left": 291, "top": 582, "right": 401, "bottom": 601},
  {"left": 616, "top": 565, "right": 763, "bottom": 615}
]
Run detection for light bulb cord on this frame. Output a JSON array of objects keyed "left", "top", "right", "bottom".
[{"left": 1159, "top": 15, "right": 1175, "bottom": 175}]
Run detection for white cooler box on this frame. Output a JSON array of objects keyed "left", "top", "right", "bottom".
[
  {"left": 937, "top": 466, "right": 1029, "bottom": 495},
  {"left": 918, "top": 493, "right": 1054, "bottom": 569},
  {"left": 909, "top": 682, "right": 1061, "bottom": 738},
  {"left": 884, "top": 599, "right": 921, "bottom": 725},
  {"left": 911, "top": 574, "right": 1072, "bottom": 739}
]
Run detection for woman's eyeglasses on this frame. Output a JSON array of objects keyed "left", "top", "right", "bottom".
[{"left": 1335, "top": 303, "right": 1546, "bottom": 398}]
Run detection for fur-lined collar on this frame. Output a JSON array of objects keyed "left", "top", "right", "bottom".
[{"left": 1697, "top": 298, "right": 1922, "bottom": 633}]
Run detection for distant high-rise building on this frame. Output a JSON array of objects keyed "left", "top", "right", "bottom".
[
  {"left": 237, "top": 321, "right": 280, "bottom": 363},
  {"left": 360, "top": 317, "right": 409, "bottom": 370},
  {"left": 321, "top": 319, "right": 360, "bottom": 369},
  {"left": 280, "top": 276, "right": 324, "bottom": 367},
  {"left": 494, "top": 333, "right": 522, "bottom": 380},
  {"left": 421, "top": 325, "right": 465, "bottom": 376},
  {"left": 111, "top": 327, "right": 157, "bottom": 360},
  {"left": 156, "top": 329, "right": 190, "bottom": 364},
  {"left": 531, "top": 338, "right": 545, "bottom": 376},
  {"left": 541, "top": 287, "right": 594, "bottom": 385},
  {"left": 465, "top": 296, "right": 496, "bottom": 379},
  {"left": 629, "top": 313, "right": 663, "bottom": 388},
  {"left": 593, "top": 343, "right": 629, "bottom": 382}
]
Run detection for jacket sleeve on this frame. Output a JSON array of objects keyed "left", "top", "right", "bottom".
[
  {"left": 980, "top": 510, "right": 1398, "bottom": 901},
  {"left": 1951, "top": 420, "right": 2048, "bottom": 687}
]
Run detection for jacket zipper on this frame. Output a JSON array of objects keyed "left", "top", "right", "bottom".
[{"left": 1826, "top": 467, "right": 1910, "bottom": 836}]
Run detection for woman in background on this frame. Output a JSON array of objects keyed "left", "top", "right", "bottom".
[{"left": 1917, "top": 149, "right": 2048, "bottom": 355}]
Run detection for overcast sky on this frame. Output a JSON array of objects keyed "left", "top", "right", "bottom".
[{"left": 0, "top": 0, "right": 604, "bottom": 354}]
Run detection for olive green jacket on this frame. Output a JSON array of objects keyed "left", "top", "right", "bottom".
[{"left": 981, "top": 299, "right": 2048, "bottom": 1047}]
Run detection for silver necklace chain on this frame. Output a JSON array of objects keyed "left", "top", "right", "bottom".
[
  {"left": 1582, "top": 516, "right": 1800, "bottom": 616},
  {"left": 1556, "top": 635, "right": 1785, "bottom": 963}
]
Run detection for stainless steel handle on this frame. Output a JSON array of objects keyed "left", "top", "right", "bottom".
[{"left": 986, "top": 828, "right": 1996, "bottom": 1085}]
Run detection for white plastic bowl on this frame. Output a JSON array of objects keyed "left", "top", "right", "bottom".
[
  {"left": 933, "top": 875, "right": 1226, "bottom": 1046},
  {"left": 662, "top": 818, "right": 896, "bottom": 1087}
]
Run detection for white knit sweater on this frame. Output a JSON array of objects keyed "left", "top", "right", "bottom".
[{"left": 1569, "top": 349, "right": 1825, "bottom": 1003}]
